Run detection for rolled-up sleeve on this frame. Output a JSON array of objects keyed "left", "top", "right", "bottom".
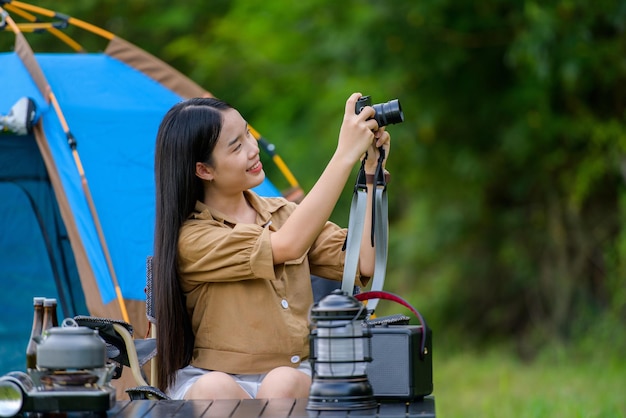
[
  {"left": 308, "top": 221, "right": 348, "bottom": 281},
  {"left": 178, "top": 220, "right": 276, "bottom": 288}
]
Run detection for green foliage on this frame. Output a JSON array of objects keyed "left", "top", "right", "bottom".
[
  {"left": 376, "top": 0, "right": 626, "bottom": 355},
  {"left": 434, "top": 340, "right": 626, "bottom": 417},
  {"left": 435, "top": 309, "right": 626, "bottom": 416},
  {"left": 3, "top": 0, "right": 625, "bottom": 355}
]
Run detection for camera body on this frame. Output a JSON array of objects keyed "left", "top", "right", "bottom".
[{"left": 355, "top": 96, "right": 404, "bottom": 127}]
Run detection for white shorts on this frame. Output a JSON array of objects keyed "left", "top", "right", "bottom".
[{"left": 166, "top": 361, "right": 312, "bottom": 400}]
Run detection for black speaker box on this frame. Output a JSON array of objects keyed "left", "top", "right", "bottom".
[{"left": 366, "top": 324, "right": 433, "bottom": 400}]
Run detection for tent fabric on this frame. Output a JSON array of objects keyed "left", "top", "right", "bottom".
[
  {"left": 105, "top": 36, "right": 208, "bottom": 100},
  {"left": 0, "top": 40, "right": 281, "bottom": 375},
  {"left": 0, "top": 134, "right": 87, "bottom": 372}
]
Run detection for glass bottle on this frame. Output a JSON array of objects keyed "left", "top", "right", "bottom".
[
  {"left": 25, "top": 297, "right": 45, "bottom": 370},
  {"left": 41, "top": 298, "right": 59, "bottom": 335}
]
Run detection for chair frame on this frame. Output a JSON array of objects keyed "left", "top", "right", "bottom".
[{"left": 74, "top": 256, "right": 163, "bottom": 400}]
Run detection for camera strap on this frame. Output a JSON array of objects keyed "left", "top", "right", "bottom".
[{"left": 341, "top": 148, "right": 388, "bottom": 313}]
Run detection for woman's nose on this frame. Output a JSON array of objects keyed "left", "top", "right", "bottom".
[{"left": 247, "top": 136, "right": 259, "bottom": 156}]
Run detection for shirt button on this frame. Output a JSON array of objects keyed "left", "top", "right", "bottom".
[
  {"left": 281, "top": 299, "right": 289, "bottom": 309},
  {"left": 291, "top": 355, "right": 300, "bottom": 364}
]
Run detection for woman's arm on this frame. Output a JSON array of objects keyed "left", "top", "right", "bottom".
[{"left": 270, "top": 93, "right": 388, "bottom": 264}]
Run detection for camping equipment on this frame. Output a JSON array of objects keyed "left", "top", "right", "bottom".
[
  {"left": 0, "top": 97, "right": 36, "bottom": 135},
  {"left": 356, "top": 291, "right": 433, "bottom": 401},
  {"left": 34, "top": 318, "right": 106, "bottom": 370},
  {"left": 307, "top": 289, "right": 377, "bottom": 411}
]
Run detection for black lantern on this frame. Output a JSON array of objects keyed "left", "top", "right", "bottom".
[{"left": 307, "top": 290, "right": 377, "bottom": 410}]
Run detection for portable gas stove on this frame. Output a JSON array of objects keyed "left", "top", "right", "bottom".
[{"left": 23, "top": 366, "right": 116, "bottom": 414}]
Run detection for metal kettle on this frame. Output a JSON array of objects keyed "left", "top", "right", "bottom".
[{"left": 35, "top": 318, "right": 106, "bottom": 370}]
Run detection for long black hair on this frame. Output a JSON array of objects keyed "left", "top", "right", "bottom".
[{"left": 153, "top": 97, "right": 232, "bottom": 392}]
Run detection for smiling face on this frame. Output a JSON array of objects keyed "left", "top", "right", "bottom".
[{"left": 196, "top": 108, "right": 265, "bottom": 196}]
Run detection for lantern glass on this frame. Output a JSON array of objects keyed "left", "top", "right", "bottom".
[{"left": 316, "top": 320, "right": 367, "bottom": 377}]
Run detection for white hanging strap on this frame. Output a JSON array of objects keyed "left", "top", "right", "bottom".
[
  {"left": 341, "top": 150, "right": 389, "bottom": 313},
  {"left": 367, "top": 179, "right": 388, "bottom": 312},
  {"left": 341, "top": 164, "right": 368, "bottom": 295}
]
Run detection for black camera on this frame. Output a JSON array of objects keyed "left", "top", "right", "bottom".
[{"left": 355, "top": 96, "right": 404, "bottom": 127}]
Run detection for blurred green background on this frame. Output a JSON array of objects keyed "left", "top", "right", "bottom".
[{"left": 2, "top": 1, "right": 625, "bottom": 416}]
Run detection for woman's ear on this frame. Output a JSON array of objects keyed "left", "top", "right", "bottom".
[{"left": 195, "top": 162, "right": 214, "bottom": 181}]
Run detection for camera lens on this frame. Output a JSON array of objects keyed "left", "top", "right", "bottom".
[{"left": 372, "top": 99, "right": 404, "bottom": 127}]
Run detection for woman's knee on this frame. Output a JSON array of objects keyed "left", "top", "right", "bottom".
[
  {"left": 257, "top": 367, "right": 311, "bottom": 399},
  {"left": 184, "top": 371, "right": 250, "bottom": 400}
]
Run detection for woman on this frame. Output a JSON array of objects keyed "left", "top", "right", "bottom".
[{"left": 153, "top": 93, "right": 390, "bottom": 399}]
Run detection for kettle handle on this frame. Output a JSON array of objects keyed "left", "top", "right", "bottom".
[{"left": 61, "top": 318, "right": 79, "bottom": 328}]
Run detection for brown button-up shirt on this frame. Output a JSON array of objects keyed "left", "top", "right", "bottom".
[{"left": 178, "top": 190, "right": 358, "bottom": 374}]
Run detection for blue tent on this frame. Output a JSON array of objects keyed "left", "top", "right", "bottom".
[{"left": 0, "top": 4, "right": 293, "bottom": 376}]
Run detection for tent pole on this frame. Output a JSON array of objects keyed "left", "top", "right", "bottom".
[
  {"left": 8, "top": 1, "right": 115, "bottom": 40},
  {"left": 48, "top": 91, "right": 131, "bottom": 324},
  {"left": 3, "top": 3, "right": 85, "bottom": 52}
]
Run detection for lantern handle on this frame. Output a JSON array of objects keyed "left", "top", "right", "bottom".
[{"left": 355, "top": 291, "right": 428, "bottom": 360}]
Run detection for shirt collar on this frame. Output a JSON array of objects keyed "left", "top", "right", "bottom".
[{"left": 191, "top": 190, "right": 289, "bottom": 226}]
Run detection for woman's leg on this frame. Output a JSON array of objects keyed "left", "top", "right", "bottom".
[
  {"left": 184, "top": 371, "right": 251, "bottom": 400},
  {"left": 256, "top": 366, "right": 312, "bottom": 399}
]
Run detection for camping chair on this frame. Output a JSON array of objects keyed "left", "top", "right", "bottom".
[{"left": 74, "top": 256, "right": 167, "bottom": 400}]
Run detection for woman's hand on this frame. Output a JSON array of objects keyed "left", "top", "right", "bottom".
[
  {"left": 335, "top": 93, "right": 379, "bottom": 165},
  {"left": 364, "top": 127, "right": 390, "bottom": 174},
  {"left": 337, "top": 93, "right": 391, "bottom": 173}
]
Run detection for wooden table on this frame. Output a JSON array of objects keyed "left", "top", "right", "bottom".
[{"left": 104, "top": 397, "right": 436, "bottom": 417}]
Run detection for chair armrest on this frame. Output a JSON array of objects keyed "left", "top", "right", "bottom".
[{"left": 125, "top": 385, "right": 170, "bottom": 401}]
